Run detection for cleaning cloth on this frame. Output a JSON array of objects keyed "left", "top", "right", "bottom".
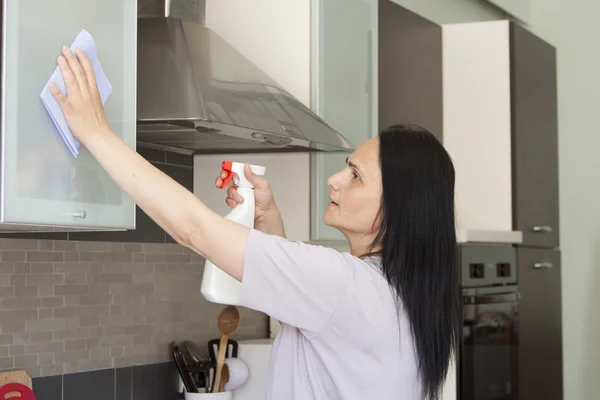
[{"left": 40, "top": 29, "right": 113, "bottom": 157}]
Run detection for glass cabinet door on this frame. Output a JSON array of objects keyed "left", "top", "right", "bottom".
[
  {"left": 310, "top": 0, "right": 378, "bottom": 240},
  {"left": 1, "top": 0, "right": 137, "bottom": 230}
]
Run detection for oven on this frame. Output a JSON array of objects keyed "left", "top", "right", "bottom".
[{"left": 459, "top": 245, "right": 519, "bottom": 400}]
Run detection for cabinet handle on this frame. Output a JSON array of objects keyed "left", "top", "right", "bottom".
[
  {"left": 533, "top": 262, "right": 553, "bottom": 269},
  {"left": 72, "top": 211, "right": 87, "bottom": 219},
  {"left": 532, "top": 225, "right": 552, "bottom": 233}
]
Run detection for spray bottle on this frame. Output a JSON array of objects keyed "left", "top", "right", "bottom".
[{"left": 201, "top": 161, "right": 266, "bottom": 305}]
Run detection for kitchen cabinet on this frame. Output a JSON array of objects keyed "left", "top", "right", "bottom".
[
  {"left": 517, "top": 247, "right": 563, "bottom": 400},
  {"left": 0, "top": 149, "right": 194, "bottom": 243},
  {"left": 442, "top": 20, "right": 558, "bottom": 245},
  {"left": 309, "top": 0, "right": 379, "bottom": 240},
  {"left": 0, "top": 0, "right": 137, "bottom": 231},
  {"left": 511, "top": 23, "right": 559, "bottom": 248}
]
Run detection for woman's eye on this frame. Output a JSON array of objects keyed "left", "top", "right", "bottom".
[{"left": 352, "top": 171, "right": 360, "bottom": 181}]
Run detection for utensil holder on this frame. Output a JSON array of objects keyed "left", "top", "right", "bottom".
[{"left": 184, "top": 391, "right": 232, "bottom": 400}]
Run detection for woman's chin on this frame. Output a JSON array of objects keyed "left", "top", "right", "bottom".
[{"left": 322, "top": 212, "right": 335, "bottom": 228}]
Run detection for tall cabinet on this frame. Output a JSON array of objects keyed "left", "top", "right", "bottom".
[
  {"left": 0, "top": 0, "right": 137, "bottom": 232},
  {"left": 443, "top": 20, "right": 562, "bottom": 400},
  {"left": 510, "top": 22, "right": 563, "bottom": 400}
]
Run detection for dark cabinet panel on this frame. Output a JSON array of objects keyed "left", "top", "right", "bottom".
[
  {"left": 378, "top": 0, "right": 443, "bottom": 141},
  {"left": 63, "top": 369, "right": 115, "bottom": 400},
  {"left": 511, "top": 23, "right": 559, "bottom": 248},
  {"left": 517, "top": 247, "right": 563, "bottom": 400}
]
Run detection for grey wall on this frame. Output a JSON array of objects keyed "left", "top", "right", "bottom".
[{"left": 521, "top": 0, "right": 600, "bottom": 398}]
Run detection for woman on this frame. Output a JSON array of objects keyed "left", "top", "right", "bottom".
[{"left": 50, "top": 46, "right": 459, "bottom": 400}]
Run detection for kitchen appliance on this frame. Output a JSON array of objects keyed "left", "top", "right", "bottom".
[
  {"left": 231, "top": 339, "right": 273, "bottom": 400},
  {"left": 201, "top": 162, "right": 265, "bottom": 305},
  {"left": 459, "top": 244, "right": 519, "bottom": 400},
  {"left": 136, "top": 0, "right": 355, "bottom": 155}
]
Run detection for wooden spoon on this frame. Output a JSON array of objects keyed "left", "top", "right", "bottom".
[
  {"left": 218, "top": 363, "right": 230, "bottom": 392},
  {"left": 212, "top": 306, "right": 240, "bottom": 392}
]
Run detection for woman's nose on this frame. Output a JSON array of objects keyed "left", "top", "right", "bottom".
[{"left": 327, "top": 173, "right": 341, "bottom": 191}]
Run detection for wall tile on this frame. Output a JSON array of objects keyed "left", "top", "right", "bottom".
[{"left": 0, "top": 238, "right": 268, "bottom": 378}]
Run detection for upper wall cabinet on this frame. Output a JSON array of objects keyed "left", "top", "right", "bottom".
[
  {"left": 443, "top": 21, "right": 558, "bottom": 247},
  {"left": 0, "top": 0, "right": 137, "bottom": 232},
  {"left": 510, "top": 23, "right": 559, "bottom": 248},
  {"left": 310, "top": 0, "right": 378, "bottom": 241}
]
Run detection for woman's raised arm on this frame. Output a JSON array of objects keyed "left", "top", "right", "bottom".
[{"left": 51, "top": 46, "right": 249, "bottom": 281}]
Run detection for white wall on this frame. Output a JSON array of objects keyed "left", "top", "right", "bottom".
[{"left": 523, "top": 1, "right": 600, "bottom": 399}]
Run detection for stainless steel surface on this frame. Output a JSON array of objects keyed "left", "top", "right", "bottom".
[
  {"left": 136, "top": 12, "right": 355, "bottom": 154},
  {"left": 532, "top": 262, "right": 553, "bottom": 269},
  {"left": 531, "top": 225, "right": 553, "bottom": 233},
  {"left": 463, "top": 292, "right": 520, "bottom": 304}
]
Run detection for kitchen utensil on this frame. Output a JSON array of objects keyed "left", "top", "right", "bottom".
[
  {"left": 186, "top": 360, "right": 214, "bottom": 393},
  {"left": 208, "top": 338, "right": 238, "bottom": 362},
  {"left": 217, "top": 364, "right": 229, "bottom": 393},
  {"left": 212, "top": 306, "right": 240, "bottom": 393},
  {"left": 184, "top": 341, "right": 206, "bottom": 362},
  {"left": 0, "top": 371, "right": 32, "bottom": 391},
  {"left": 0, "top": 383, "right": 36, "bottom": 400},
  {"left": 171, "top": 342, "right": 198, "bottom": 393},
  {"left": 223, "top": 357, "right": 249, "bottom": 392},
  {"left": 182, "top": 341, "right": 215, "bottom": 392}
]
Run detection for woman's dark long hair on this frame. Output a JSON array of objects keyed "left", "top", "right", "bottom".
[{"left": 366, "top": 124, "right": 460, "bottom": 400}]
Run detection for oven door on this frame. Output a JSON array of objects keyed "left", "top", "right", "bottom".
[{"left": 460, "top": 287, "right": 520, "bottom": 400}]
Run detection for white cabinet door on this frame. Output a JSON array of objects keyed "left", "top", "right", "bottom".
[
  {"left": 310, "top": 0, "right": 378, "bottom": 241},
  {"left": 1, "top": 0, "right": 137, "bottom": 230}
]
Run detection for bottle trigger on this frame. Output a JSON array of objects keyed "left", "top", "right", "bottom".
[{"left": 219, "top": 161, "right": 235, "bottom": 189}]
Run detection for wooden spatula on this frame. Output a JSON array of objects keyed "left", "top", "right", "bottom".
[{"left": 212, "top": 306, "right": 239, "bottom": 392}]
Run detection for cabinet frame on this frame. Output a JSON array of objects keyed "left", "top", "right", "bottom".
[{"left": 309, "top": 0, "right": 379, "bottom": 241}]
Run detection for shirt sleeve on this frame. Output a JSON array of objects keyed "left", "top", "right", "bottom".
[{"left": 240, "top": 229, "right": 352, "bottom": 335}]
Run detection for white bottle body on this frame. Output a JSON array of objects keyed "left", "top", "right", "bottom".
[{"left": 201, "top": 187, "right": 255, "bottom": 305}]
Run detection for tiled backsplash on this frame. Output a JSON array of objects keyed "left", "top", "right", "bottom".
[{"left": 0, "top": 238, "right": 268, "bottom": 378}]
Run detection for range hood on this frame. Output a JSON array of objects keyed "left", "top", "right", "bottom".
[{"left": 136, "top": 9, "right": 355, "bottom": 155}]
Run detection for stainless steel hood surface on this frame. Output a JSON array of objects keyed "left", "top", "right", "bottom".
[{"left": 136, "top": 17, "right": 355, "bottom": 154}]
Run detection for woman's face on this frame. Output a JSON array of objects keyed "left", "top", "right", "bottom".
[{"left": 323, "top": 137, "right": 383, "bottom": 239}]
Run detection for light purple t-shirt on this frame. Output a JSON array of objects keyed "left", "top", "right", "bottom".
[{"left": 240, "top": 229, "right": 423, "bottom": 400}]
